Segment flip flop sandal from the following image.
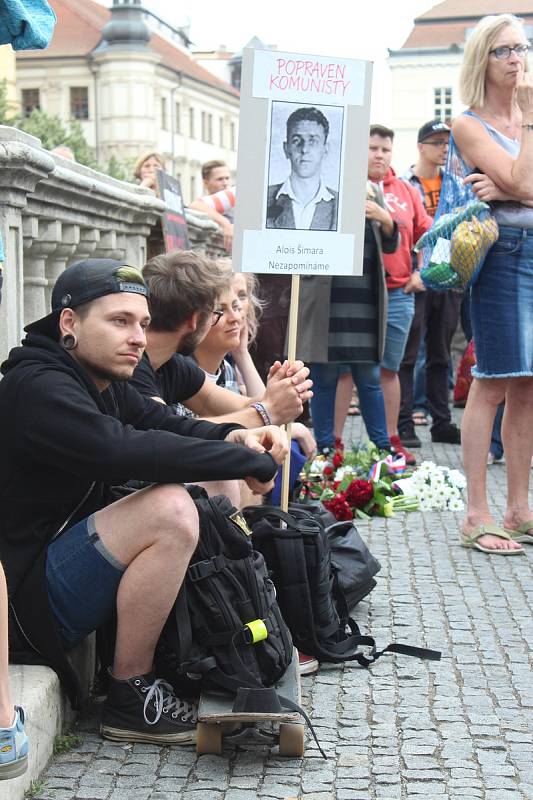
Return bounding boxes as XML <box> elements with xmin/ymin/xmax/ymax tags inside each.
<box><xmin>412</xmin><ymin>412</ymin><xmax>429</xmax><ymax>426</ymax></box>
<box><xmin>503</xmin><ymin>520</ymin><xmax>533</xmax><ymax>543</ymax></box>
<box><xmin>460</xmin><ymin>524</ymin><xmax>525</xmax><ymax>555</ymax></box>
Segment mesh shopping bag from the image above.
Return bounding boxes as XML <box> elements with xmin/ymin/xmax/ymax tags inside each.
<box><xmin>414</xmin><ymin>132</ymin><xmax>498</xmax><ymax>290</ymax></box>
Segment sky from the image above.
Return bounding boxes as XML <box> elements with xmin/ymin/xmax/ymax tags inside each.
<box><xmin>101</xmin><ymin>0</ymin><xmax>440</xmax><ymax>120</ymax></box>
<box><xmin>142</xmin><ymin>0</ymin><xmax>439</xmax><ymax>120</ymax></box>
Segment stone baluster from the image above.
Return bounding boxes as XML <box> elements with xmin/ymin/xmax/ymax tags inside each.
<box><xmin>92</xmin><ymin>230</ymin><xmax>122</xmax><ymax>261</ymax></box>
<box><xmin>74</xmin><ymin>228</ymin><xmax>100</xmax><ymax>262</ymax></box>
<box><xmin>45</xmin><ymin>224</ymin><xmax>80</xmax><ymax>307</ymax></box>
<box><xmin>22</xmin><ymin>217</ymin><xmax>60</xmax><ymax>326</ymax></box>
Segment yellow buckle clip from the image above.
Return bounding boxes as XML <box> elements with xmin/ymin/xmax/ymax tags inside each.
<box><xmin>245</xmin><ymin>619</ymin><xmax>268</xmax><ymax>643</ymax></box>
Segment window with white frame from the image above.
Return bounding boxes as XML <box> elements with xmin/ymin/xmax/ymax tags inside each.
<box><xmin>434</xmin><ymin>87</ymin><xmax>452</xmax><ymax>123</ymax></box>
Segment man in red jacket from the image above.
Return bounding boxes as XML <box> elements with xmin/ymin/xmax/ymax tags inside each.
<box><xmin>367</xmin><ymin>125</ymin><xmax>433</xmax><ymax>464</ymax></box>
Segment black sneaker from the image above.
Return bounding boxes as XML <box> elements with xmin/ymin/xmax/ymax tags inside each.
<box><xmin>431</xmin><ymin>422</ymin><xmax>461</xmax><ymax>444</ymax></box>
<box><xmin>101</xmin><ymin>672</ymin><xmax>197</xmax><ymax>745</ymax></box>
<box><xmin>398</xmin><ymin>424</ymin><xmax>421</xmax><ymax>449</ymax></box>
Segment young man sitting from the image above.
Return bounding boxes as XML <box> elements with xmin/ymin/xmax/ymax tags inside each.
<box><xmin>0</xmin><ymin>258</ymin><xmax>287</xmax><ymax>745</ymax></box>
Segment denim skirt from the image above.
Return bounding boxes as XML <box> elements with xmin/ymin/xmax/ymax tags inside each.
<box><xmin>471</xmin><ymin>225</ymin><xmax>533</xmax><ymax>378</ymax></box>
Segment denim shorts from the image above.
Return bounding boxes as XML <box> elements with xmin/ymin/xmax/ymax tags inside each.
<box><xmin>381</xmin><ymin>288</ymin><xmax>415</xmax><ymax>373</ymax></box>
<box><xmin>472</xmin><ymin>225</ymin><xmax>533</xmax><ymax>378</ymax></box>
<box><xmin>46</xmin><ymin>514</ymin><xmax>125</xmax><ymax>651</ymax></box>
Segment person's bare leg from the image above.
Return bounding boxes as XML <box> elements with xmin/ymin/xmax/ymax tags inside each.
<box><xmin>238</xmin><ymin>479</ymin><xmax>263</xmax><ymax>510</ymax></box>
<box><xmin>196</xmin><ymin>480</ymin><xmax>241</xmax><ymax>508</ymax></box>
<box><xmin>502</xmin><ymin>377</ymin><xmax>533</xmax><ymax>538</ymax></box>
<box><xmin>0</xmin><ymin>563</ymin><xmax>14</xmax><ymax>727</ymax></box>
<box><xmin>93</xmin><ymin>484</ymin><xmax>199</xmax><ymax>678</ymax></box>
<box><xmin>380</xmin><ymin>367</ymin><xmax>401</xmax><ymax>438</ymax></box>
<box><xmin>461</xmin><ymin>377</ymin><xmax>520</xmax><ymax>551</ymax></box>
<box><xmin>334</xmin><ymin>372</ymin><xmax>354</xmax><ymax>441</ymax></box>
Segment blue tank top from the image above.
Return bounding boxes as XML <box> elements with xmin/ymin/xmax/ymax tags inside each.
<box><xmin>465</xmin><ymin>111</ymin><xmax>533</xmax><ymax>228</ymax></box>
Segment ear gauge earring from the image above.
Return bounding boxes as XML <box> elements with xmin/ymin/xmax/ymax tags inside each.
<box><xmin>61</xmin><ymin>334</ymin><xmax>78</xmax><ymax>351</ymax></box>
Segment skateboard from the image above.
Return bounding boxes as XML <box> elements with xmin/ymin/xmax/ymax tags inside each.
<box><xmin>196</xmin><ymin>648</ymin><xmax>305</xmax><ymax>756</ymax></box>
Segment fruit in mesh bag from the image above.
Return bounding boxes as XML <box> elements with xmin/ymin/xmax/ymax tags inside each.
<box><xmin>450</xmin><ymin>215</ymin><xmax>499</xmax><ymax>285</ymax></box>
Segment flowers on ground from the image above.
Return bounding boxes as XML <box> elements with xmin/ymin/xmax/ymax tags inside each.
<box><xmin>299</xmin><ymin>442</ymin><xmax>418</xmax><ymax>520</ymax></box>
<box><xmin>406</xmin><ymin>461</ymin><xmax>466</xmax><ymax>512</ymax></box>
<box><xmin>299</xmin><ymin>447</ymin><xmax>466</xmax><ymax>520</ymax></box>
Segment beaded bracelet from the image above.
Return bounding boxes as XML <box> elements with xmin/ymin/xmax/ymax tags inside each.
<box><xmin>251</xmin><ymin>401</ymin><xmax>272</xmax><ymax>426</ymax></box>
<box><xmin>522</xmin><ymin>122</ymin><xmax>533</xmax><ymax>130</ymax></box>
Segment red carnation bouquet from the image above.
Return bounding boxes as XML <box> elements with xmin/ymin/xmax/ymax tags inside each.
<box><xmin>299</xmin><ymin>442</ymin><xmax>418</xmax><ymax>520</ymax></box>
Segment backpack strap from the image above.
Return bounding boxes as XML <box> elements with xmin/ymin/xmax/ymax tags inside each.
<box><xmin>170</xmin><ymin>585</ymin><xmax>193</xmax><ymax>664</ymax></box>
<box><xmin>244</xmin><ymin>506</ymin><xmax>442</xmax><ymax>666</ymax></box>
<box><xmin>244</xmin><ymin>505</ymin><xmax>302</xmax><ymax>530</ymax></box>
<box><xmin>184</xmin><ymin>626</ymin><xmax>269</xmax><ymax>695</ymax></box>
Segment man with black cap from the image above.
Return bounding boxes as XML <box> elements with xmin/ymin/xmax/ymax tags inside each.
<box><xmin>0</xmin><ymin>258</ymin><xmax>287</xmax><ymax>745</ymax></box>
<box><xmin>398</xmin><ymin>119</ymin><xmax>463</xmax><ymax>447</ymax></box>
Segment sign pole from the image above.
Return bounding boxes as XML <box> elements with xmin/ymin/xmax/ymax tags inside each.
<box><xmin>280</xmin><ymin>274</ymin><xmax>300</xmax><ymax>513</ymax></box>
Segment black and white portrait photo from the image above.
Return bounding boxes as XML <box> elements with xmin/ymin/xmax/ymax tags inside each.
<box><xmin>265</xmin><ymin>101</ymin><xmax>344</xmax><ymax>232</ymax></box>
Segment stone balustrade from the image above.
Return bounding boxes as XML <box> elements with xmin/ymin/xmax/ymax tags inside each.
<box><xmin>0</xmin><ymin>126</ymin><xmax>226</xmax><ymax>363</ymax></box>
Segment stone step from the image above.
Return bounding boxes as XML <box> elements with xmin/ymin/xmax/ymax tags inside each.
<box><xmin>3</xmin><ymin>664</ymin><xmax>71</xmax><ymax>800</ymax></box>
<box><xmin>4</xmin><ymin>637</ymin><xmax>95</xmax><ymax>800</ymax></box>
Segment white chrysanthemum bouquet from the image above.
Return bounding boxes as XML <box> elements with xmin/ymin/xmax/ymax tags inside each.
<box><xmin>406</xmin><ymin>461</ymin><xmax>466</xmax><ymax>512</ymax></box>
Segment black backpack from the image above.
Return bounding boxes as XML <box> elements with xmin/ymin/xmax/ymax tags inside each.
<box><xmin>155</xmin><ymin>489</ymin><xmax>294</xmax><ymax>696</ymax></box>
<box><xmin>289</xmin><ymin>501</ymin><xmax>381</xmax><ymax>611</ymax></box>
<box><xmin>243</xmin><ymin>505</ymin><xmax>441</xmax><ymax>668</ymax></box>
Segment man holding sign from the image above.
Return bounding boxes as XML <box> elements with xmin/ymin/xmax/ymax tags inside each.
<box><xmin>266</xmin><ymin>106</ymin><xmax>338</xmax><ymax>231</ymax></box>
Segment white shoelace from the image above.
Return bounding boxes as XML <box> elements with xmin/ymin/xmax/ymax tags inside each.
<box><xmin>142</xmin><ymin>678</ymin><xmax>197</xmax><ymax>726</ymax></box>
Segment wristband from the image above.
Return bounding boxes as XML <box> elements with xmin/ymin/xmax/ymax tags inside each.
<box><xmin>252</xmin><ymin>401</ymin><xmax>272</xmax><ymax>426</ymax></box>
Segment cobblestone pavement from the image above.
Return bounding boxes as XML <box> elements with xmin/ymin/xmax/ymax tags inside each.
<box><xmin>32</xmin><ymin>414</ymin><xmax>533</xmax><ymax>800</ymax></box>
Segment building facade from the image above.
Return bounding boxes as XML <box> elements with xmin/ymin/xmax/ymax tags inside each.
<box><xmin>15</xmin><ymin>0</ymin><xmax>240</xmax><ymax>202</ymax></box>
<box><xmin>388</xmin><ymin>0</ymin><xmax>533</xmax><ymax>171</ymax></box>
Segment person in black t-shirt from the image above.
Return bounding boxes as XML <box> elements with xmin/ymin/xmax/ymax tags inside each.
<box><xmin>132</xmin><ymin>251</ymin><xmax>313</xmax><ymax>430</ymax></box>
<box><xmin>131</xmin><ymin>250</ymin><xmax>313</xmax><ymax>506</ymax></box>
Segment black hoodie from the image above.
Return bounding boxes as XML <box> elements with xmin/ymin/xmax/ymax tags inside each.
<box><xmin>0</xmin><ymin>333</ymin><xmax>277</xmax><ymax>704</ymax></box>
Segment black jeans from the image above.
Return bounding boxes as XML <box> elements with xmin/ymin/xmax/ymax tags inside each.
<box><xmin>399</xmin><ymin>289</ymin><xmax>462</xmax><ymax>434</ymax></box>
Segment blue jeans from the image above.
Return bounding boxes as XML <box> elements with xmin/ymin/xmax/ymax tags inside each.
<box><xmin>46</xmin><ymin>514</ymin><xmax>125</xmax><ymax>650</ymax></box>
<box><xmin>309</xmin><ymin>362</ymin><xmax>390</xmax><ymax>450</ymax></box>
<box><xmin>381</xmin><ymin>288</ymin><xmax>415</xmax><ymax>373</ymax></box>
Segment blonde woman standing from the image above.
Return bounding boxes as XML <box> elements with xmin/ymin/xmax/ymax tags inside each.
<box><xmin>454</xmin><ymin>14</ymin><xmax>533</xmax><ymax>554</ymax></box>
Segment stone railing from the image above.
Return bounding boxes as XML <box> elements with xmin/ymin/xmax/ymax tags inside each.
<box><xmin>0</xmin><ymin>126</ymin><xmax>226</xmax><ymax>363</ymax></box>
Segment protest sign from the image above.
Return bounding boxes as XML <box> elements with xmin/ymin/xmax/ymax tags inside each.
<box><xmin>233</xmin><ymin>48</ymin><xmax>372</xmax><ymax>277</ymax></box>
<box><xmin>157</xmin><ymin>171</ymin><xmax>189</xmax><ymax>252</ymax></box>
<box><xmin>234</xmin><ymin>47</ymin><xmax>372</xmax><ymax>509</ymax></box>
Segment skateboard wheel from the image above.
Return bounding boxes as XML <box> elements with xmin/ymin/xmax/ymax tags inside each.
<box><xmin>196</xmin><ymin>722</ymin><xmax>222</xmax><ymax>755</ymax></box>
<box><xmin>278</xmin><ymin>723</ymin><xmax>305</xmax><ymax>757</ymax></box>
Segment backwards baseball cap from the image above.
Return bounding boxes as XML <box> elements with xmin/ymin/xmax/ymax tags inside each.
<box><xmin>417</xmin><ymin>119</ymin><xmax>451</xmax><ymax>143</ymax></box>
<box><xmin>25</xmin><ymin>258</ymin><xmax>149</xmax><ymax>337</ymax></box>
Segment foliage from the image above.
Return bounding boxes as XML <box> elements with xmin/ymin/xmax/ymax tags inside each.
<box><xmin>24</xmin><ymin>779</ymin><xmax>46</xmax><ymax>799</ymax></box>
<box><xmin>53</xmin><ymin>731</ymin><xmax>83</xmax><ymax>755</ymax></box>
<box><xmin>104</xmin><ymin>153</ymin><xmax>135</xmax><ymax>182</ymax></box>
<box><xmin>15</xmin><ymin>111</ymin><xmax>98</xmax><ymax>168</ymax></box>
<box><xmin>299</xmin><ymin>442</ymin><xmax>418</xmax><ymax>519</ymax></box>
<box><xmin>0</xmin><ymin>79</ymin><xmax>11</xmax><ymax>125</ymax></box>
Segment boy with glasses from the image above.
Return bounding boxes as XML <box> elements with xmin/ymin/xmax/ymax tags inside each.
<box><xmin>399</xmin><ymin>119</ymin><xmax>463</xmax><ymax>448</ymax></box>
